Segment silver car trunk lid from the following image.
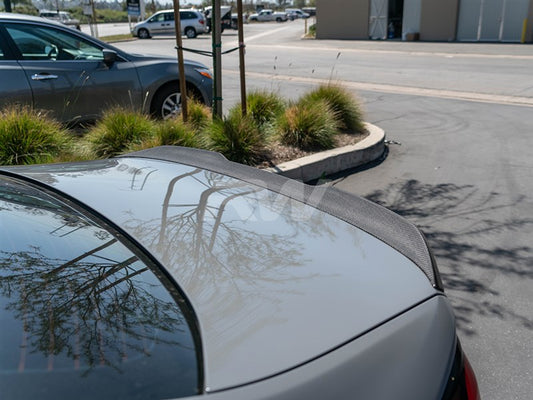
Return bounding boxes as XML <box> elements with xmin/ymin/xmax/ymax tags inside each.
<box><xmin>5</xmin><ymin>153</ymin><xmax>437</xmax><ymax>392</ymax></box>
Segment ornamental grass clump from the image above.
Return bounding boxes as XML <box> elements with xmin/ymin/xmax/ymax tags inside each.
<box><xmin>277</xmin><ymin>99</ymin><xmax>339</xmax><ymax>150</ymax></box>
<box><xmin>208</xmin><ymin>113</ymin><xmax>267</xmax><ymax>165</ymax></box>
<box><xmin>245</xmin><ymin>90</ymin><xmax>286</xmax><ymax>128</ymax></box>
<box><xmin>300</xmin><ymin>84</ymin><xmax>364</xmax><ymax>133</ymax></box>
<box><xmin>185</xmin><ymin>101</ymin><xmax>211</xmax><ymax>132</ymax></box>
<box><xmin>128</xmin><ymin>117</ymin><xmax>202</xmax><ymax>152</ymax></box>
<box><xmin>0</xmin><ymin>106</ymin><xmax>72</xmax><ymax>165</ymax></box>
<box><xmin>157</xmin><ymin>118</ymin><xmax>202</xmax><ymax>148</ymax></box>
<box><xmin>86</xmin><ymin>107</ymin><xmax>155</xmax><ymax>158</ymax></box>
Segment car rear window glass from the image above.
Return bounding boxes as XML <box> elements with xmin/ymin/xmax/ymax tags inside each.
<box><xmin>180</xmin><ymin>11</ymin><xmax>197</xmax><ymax>20</ymax></box>
<box><xmin>0</xmin><ymin>176</ymin><xmax>201</xmax><ymax>400</ymax></box>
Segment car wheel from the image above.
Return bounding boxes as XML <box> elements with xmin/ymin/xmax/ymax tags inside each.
<box><xmin>138</xmin><ymin>28</ymin><xmax>150</xmax><ymax>39</ymax></box>
<box><xmin>151</xmin><ymin>85</ymin><xmax>181</xmax><ymax>119</ymax></box>
<box><xmin>276</xmin><ymin>17</ymin><xmax>282</xmax><ymax>22</ymax></box>
<box><xmin>185</xmin><ymin>27</ymin><xmax>196</xmax><ymax>39</ymax></box>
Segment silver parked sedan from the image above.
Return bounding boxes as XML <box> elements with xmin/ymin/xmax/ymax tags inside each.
<box><xmin>0</xmin><ymin>146</ymin><xmax>480</xmax><ymax>399</ymax></box>
<box><xmin>0</xmin><ymin>13</ymin><xmax>212</xmax><ymax>123</ymax></box>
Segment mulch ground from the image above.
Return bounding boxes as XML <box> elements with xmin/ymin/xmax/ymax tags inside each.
<box><xmin>257</xmin><ymin>130</ymin><xmax>369</xmax><ymax>169</ymax></box>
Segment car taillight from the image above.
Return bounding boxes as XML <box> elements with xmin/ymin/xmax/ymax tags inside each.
<box><xmin>464</xmin><ymin>354</ymin><xmax>481</xmax><ymax>400</ymax></box>
<box><xmin>442</xmin><ymin>341</ymin><xmax>481</xmax><ymax>400</ymax></box>
<box><xmin>199</xmin><ymin>19</ymin><xmax>205</xmax><ymax>24</ymax></box>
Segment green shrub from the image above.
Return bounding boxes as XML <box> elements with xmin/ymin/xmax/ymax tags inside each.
<box><xmin>208</xmin><ymin>113</ymin><xmax>266</xmax><ymax>165</ymax></box>
<box><xmin>300</xmin><ymin>84</ymin><xmax>364</xmax><ymax>132</ymax></box>
<box><xmin>13</xmin><ymin>5</ymin><xmax>38</xmax><ymax>16</ymax></box>
<box><xmin>277</xmin><ymin>99</ymin><xmax>339</xmax><ymax>150</ymax></box>
<box><xmin>86</xmin><ymin>108</ymin><xmax>155</xmax><ymax>158</ymax></box>
<box><xmin>308</xmin><ymin>23</ymin><xmax>316</xmax><ymax>36</ymax></box>
<box><xmin>65</xmin><ymin>7</ymin><xmax>129</xmax><ymax>24</ymax></box>
<box><xmin>0</xmin><ymin>106</ymin><xmax>72</xmax><ymax>165</ymax></box>
<box><xmin>95</xmin><ymin>9</ymin><xmax>129</xmax><ymax>23</ymax></box>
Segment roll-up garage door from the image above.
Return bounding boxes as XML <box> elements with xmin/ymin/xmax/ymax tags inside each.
<box><xmin>457</xmin><ymin>0</ymin><xmax>530</xmax><ymax>42</ymax></box>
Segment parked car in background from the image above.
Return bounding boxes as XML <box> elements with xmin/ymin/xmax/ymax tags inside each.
<box><xmin>38</xmin><ymin>9</ymin><xmax>81</xmax><ymax>30</ymax></box>
<box><xmin>0</xmin><ymin>13</ymin><xmax>212</xmax><ymax>123</ymax></box>
<box><xmin>0</xmin><ymin>146</ymin><xmax>480</xmax><ymax>400</ymax></box>
<box><xmin>248</xmin><ymin>9</ymin><xmax>288</xmax><ymax>22</ymax></box>
<box><xmin>230</xmin><ymin>13</ymin><xmax>240</xmax><ymax>29</ymax></box>
<box><xmin>131</xmin><ymin>9</ymin><xmax>207</xmax><ymax>39</ymax></box>
<box><xmin>302</xmin><ymin>7</ymin><xmax>316</xmax><ymax>16</ymax></box>
<box><xmin>204</xmin><ymin>5</ymin><xmax>236</xmax><ymax>32</ymax></box>
<box><xmin>285</xmin><ymin>8</ymin><xmax>310</xmax><ymax>20</ymax></box>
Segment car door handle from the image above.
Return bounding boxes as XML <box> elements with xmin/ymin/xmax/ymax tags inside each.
<box><xmin>31</xmin><ymin>73</ymin><xmax>59</xmax><ymax>81</ymax></box>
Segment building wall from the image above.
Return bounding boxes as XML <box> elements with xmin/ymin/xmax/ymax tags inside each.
<box><xmin>316</xmin><ymin>0</ymin><xmax>369</xmax><ymax>39</ymax></box>
<box><xmin>315</xmin><ymin>0</ymin><xmax>533</xmax><ymax>43</ymax></box>
<box><xmin>419</xmin><ymin>0</ymin><xmax>459</xmax><ymax>41</ymax></box>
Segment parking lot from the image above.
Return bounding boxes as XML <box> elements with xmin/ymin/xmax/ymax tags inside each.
<box><xmin>96</xmin><ymin>19</ymin><xmax>533</xmax><ymax>400</ymax></box>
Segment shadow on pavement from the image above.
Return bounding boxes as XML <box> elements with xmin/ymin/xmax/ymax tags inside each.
<box><xmin>345</xmin><ymin>178</ymin><xmax>533</xmax><ymax>337</ymax></box>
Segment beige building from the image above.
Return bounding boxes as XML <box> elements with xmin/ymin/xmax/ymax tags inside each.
<box><xmin>316</xmin><ymin>0</ymin><xmax>533</xmax><ymax>43</ymax></box>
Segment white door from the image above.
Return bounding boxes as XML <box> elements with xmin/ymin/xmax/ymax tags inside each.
<box><xmin>369</xmin><ymin>0</ymin><xmax>388</xmax><ymax>39</ymax></box>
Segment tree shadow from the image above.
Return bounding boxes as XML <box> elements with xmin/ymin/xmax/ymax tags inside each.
<box><xmin>364</xmin><ymin>179</ymin><xmax>533</xmax><ymax>336</ymax></box>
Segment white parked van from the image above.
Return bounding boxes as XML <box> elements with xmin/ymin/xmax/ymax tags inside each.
<box><xmin>131</xmin><ymin>9</ymin><xmax>208</xmax><ymax>39</ymax></box>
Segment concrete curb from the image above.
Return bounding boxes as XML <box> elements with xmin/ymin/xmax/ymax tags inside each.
<box><xmin>266</xmin><ymin>122</ymin><xmax>385</xmax><ymax>182</ymax></box>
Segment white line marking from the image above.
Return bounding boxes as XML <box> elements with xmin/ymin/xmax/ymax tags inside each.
<box><xmin>247</xmin><ymin>44</ymin><xmax>533</xmax><ymax>61</ymax></box>
<box><xmin>223</xmin><ymin>70</ymin><xmax>533</xmax><ymax>107</ymax></box>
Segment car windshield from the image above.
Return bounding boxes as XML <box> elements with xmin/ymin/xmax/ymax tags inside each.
<box><xmin>0</xmin><ymin>176</ymin><xmax>201</xmax><ymax>399</ymax></box>
<box><xmin>59</xmin><ymin>12</ymin><xmax>73</xmax><ymax>21</ymax></box>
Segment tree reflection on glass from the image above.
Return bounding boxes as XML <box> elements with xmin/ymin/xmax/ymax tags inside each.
<box><xmin>0</xmin><ymin>177</ymin><xmax>198</xmax><ymax>399</ymax></box>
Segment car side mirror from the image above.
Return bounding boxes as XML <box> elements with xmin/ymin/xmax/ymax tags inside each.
<box><xmin>102</xmin><ymin>49</ymin><xmax>117</xmax><ymax>67</ymax></box>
